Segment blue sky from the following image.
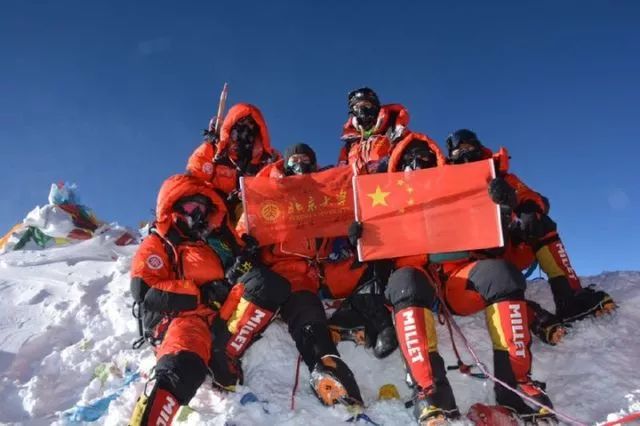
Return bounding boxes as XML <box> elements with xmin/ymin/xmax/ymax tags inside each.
<box><xmin>1</xmin><ymin>1</ymin><xmax>638</xmax><ymax>275</ymax></box>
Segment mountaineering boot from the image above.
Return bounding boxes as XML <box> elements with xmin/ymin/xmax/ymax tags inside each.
<box><xmin>328</xmin><ymin>323</ymin><xmax>367</xmax><ymax>346</ymax></box>
<box><xmin>310</xmin><ymin>354</ymin><xmax>363</xmax><ymax>407</ymax></box>
<box><xmin>210</xmin><ymin>317</ymin><xmax>243</xmax><ymax>392</ymax></box>
<box><xmin>394</xmin><ymin>306</ymin><xmax>459</xmax><ymax>422</ymax></box>
<box><xmin>130</xmin><ymin>351</ymin><xmax>207</xmax><ymax>426</ymax></box>
<box><xmin>327</xmin><ymin>302</ymin><xmax>367</xmax><ymax>346</ymax></box>
<box><xmin>292</xmin><ymin>321</ymin><xmax>363</xmax><ymax>407</ymax></box>
<box><xmin>405</xmin><ymin>354</ymin><xmax>460</xmax><ymax>423</ymax></box>
<box><xmin>527</xmin><ymin>301</ymin><xmax>566</xmax><ymax>345</ymax></box>
<box><xmin>494</xmin><ymin>376</ymin><xmax>557</xmax><ymax>421</ymax></box>
<box><xmin>486</xmin><ymin>300</ymin><xmax>556</xmax><ymax>421</ymax></box>
<box><xmin>373</xmin><ymin>324</ymin><xmax>399</xmax><ymax>358</ymax></box>
<box><xmin>555</xmin><ymin>285</ymin><xmax>616</xmax><ymax>323</ymax></box>
<box><xmin>129</xmin><ymin>382</ymin><xmax>181</xmax><ymax>426</ymax></box>
<box><xmin>349</xmin><ymin>270</ymin><xmax>399</xmax><ymax>358</ymax></box>
<box><xmin>327</xmin><ymin>294</ymin><xmax>398</xmax><ymax>358</ymax></box>
<box><xmin>514</xmin><ymin>380</ymin><xmax>557</xmax><ymax>424</ymax></box>
<box><xmin>210</xmin><ymin>350</ymin><xmax>243</xmax><ymax>392</ymax></box>
<box><xmin>535</xmin><ymin>236</ymin><xmax>616</xmax><ymax>322</ymax></box>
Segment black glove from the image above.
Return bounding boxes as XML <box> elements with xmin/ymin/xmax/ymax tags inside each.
<box><xmin>516</xmin><ymin>199</ymin><xmax>544</xmax><ymax>215</ymax></box>
<box><xmin>224</xmin><ymin>234</ymin><xmax>260</xmax><ymax>284</ymax></box>
<box><xmin>348</xmin><ymin>221</ymin><xmax>363</xmax><ymax>247</ymax></box>
<box><xmin>225</xmin><ymin>255</ymin><xmax>256</xmax><ymax>284</ymax></box>
<box><xmin>240</xmin><ymin>234</ymin><xmax>260</xmax><ymax>257</ymax></box>
<box><xmin>202</xmin><ymin>129</ymin><xmax>219</xmax><ymax>144</ymax></box>
<box><xmin>200</xmin><ymin>280</ymin><xmax>231</xmax><ymax>310</ymax></box>
<box><xmin>226</xmin><ymin>189</ymin><xmax>241</xmax><ymax>206</ymax></box>
<box><xmin>488</xmin><ymin>177</ymin><xmax>517</xmax><ymax>209</ymax></box>
<box><xmin>518</xmin><ymin>211</ymin><xmax>542</xmax><ymax>240</ymax></box>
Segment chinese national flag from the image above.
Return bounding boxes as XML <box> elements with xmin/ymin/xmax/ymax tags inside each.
<box><xmin>241</xmin><ymin>166</ymin><xmax>354</xmax><ymax>245</ymax></box>
<box><xmin>354</xmin><ymin>159</ymin><xmax>503</xmax><ymax>261</ymax></box>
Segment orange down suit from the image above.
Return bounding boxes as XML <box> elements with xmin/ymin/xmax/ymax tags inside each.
<box><xmin>186</xmin><ymin>103</ymin><xmax>280</xmax><ymax>197</ymax></box>
<box><xmin>130</xmin><ymin>175</ymin><xmax>233</xmax><ymax>365</ymax></box>
<box><xmin>238</xmin><ymin>161</ymin><xmax>367</xmax><ymax>298</ymax></box>
<box><xmin>475</xmin><ymin>147</ymin><xmax>579</xmax><ymax>291</ymax></box>
<box><xmin>338</xmin><ymin>104</ymin><xmax>410</xmax><ymax>173</ymax></box>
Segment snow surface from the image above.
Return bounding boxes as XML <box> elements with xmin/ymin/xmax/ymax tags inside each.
<box><xmin>0</xmin><ymin>236</ymin><xmax>638</xmax><ymax>425</ymax></box>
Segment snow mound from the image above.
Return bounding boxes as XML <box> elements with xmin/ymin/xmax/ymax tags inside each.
<box><xmin>0</xmin><ymin>239</ymin><xmax>638</xmax><ymax>425</ymax></box>
<box><xmin>1</xmin><ymin>182</ymin><xmax>139</xmax><ymax>254</ymax></box>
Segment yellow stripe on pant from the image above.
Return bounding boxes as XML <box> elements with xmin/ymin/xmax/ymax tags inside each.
<box><xmin>227</xmin><ymin>297</ymin><xmax>250</xmax><ymax>334</ymax></box>
<box><xmin>485</xmin><ymin>304</ymin><xmax>509</xmax><ymax>351</ymax></box>
<box><xmin>424</xmin><ymin>309</ymin><xmax>438</xmax><ymax>353</ymax></box>
<box><xmin>536</xmin><ymin>245</ymin><xmax>566</xmax><ymax>279</ymax></box>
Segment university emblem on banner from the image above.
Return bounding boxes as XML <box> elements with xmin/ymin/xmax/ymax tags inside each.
<box><xmin>260</xmin><ymin>201</ymin><xmax>281</xmax><ymax>223</ymax></box>
<box><xmin>241</xmin><ymin>166</ymin><xmax>355</xmax><ymax>245</ymax></box>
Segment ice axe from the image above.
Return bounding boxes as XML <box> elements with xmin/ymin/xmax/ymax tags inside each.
<box><xmin>204</xmin><ymin>82</ymin><xmax>229</xmax><ymax>143</ymax></box>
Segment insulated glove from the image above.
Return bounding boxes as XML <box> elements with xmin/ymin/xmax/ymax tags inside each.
<box><xmin>225</xmin><ymin>256</ymin><xmax>256</xmax><ymax>285</ymax></box>
<box><xmin>224</xmin><ymin>234</ymin><xmax>261</xmax><ymax>284</ymax></box>
<box><xmin>200</xmin><ymin>280</ymin><xmax>231</xmax><ymax>311</ymax></box>
<box><xmin>518</xmin><ymin>211</ymin><xmax>543</xmax><ymax>240</ymax></box>
<box><xmin>348</xmin><ymin>221</ymin><xmax>363</xmax><ymax>247</ymax></box>
<box><xmin>240</xmin><ymin>234</ymin><xmax>260</xmax><ymax>256</ymax></box>
<box><xmin>203</xmin><ymin>132</ymin><xmax>217</xmax><ymax>143</ymax></box>
<box><xmin>488</xmin><ymin>177</ymin><xmax>517</xmax><ymax>209</ymax></box>
<box><xmin>226</xmin><ymin>189</ymin><xmax>241</xmax><ymax>205</ymax></box>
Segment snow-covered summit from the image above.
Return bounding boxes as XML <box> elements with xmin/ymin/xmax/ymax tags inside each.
<box><xmin>0</xmin><ymin>237</ymin><xmax>638</xmax><ymax>425</ymax></box>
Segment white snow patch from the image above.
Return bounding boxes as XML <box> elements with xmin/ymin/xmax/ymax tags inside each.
<box><xmin>0</xmin><ymin>238</ymin><xmax>638</xmax><ymax>425</ymax></box>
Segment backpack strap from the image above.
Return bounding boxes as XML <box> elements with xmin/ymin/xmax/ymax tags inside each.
<box><xmin>131</xmin><ymin>227</ymin><xmax>182</xmax><ymax>349</ymax></box>
<box><xmin>151</xmin><ymin>226</ymin><xmax>182</xmax><ymax>277</ymax></box>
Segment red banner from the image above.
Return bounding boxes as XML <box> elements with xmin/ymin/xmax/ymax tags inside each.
<box><xmin>354</xmin><ymin>160</ymin><xmax>503</xmax><ymax>261</ymax></box>
<box><xmin>241</xmin><ymin>166</ymin><xmax>354</xmax><ymax>245</ymax></box>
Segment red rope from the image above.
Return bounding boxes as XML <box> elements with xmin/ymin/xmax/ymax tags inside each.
<box><xmin>290</xmin><ymin>354</ymin><xmax>302</xmax><ymax>410</ymax></box>
<box><xmin>424</xmin><ymin>265</ymin><xmax>589</xmax><ymax>426</ymax></box>
<box><xmin>434</xmin><ymin>282</ymin><xmax>482</xmax><ymax>378</ymax></box>
<box><xmin>600</xmin><ymin>412</ymin><xmax>640</xmax><ymax>426</ymax></box>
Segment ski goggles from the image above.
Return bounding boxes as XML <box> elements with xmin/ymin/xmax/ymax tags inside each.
<box><xmin>175</xmin><ymin>195</ymin><xmax>213</xmax><ymax>216</ymax></box>
<box><xmin>446</xmin><ymin>131</ymin><xmax>481</xmax><ymax>159</ymax></box>
<box><xmin>286</xmin><ymin>153</ymin><xmax>313</xmax><ymax>166</ymax></box>
<box><xmin>449</xmin><ymin>143</ymin><xmax>482</xmax><ymax>163</ymax></box>
<box><xmin>401</xmin><ymin>153</ymin><xmax>436</xmax><ymax>170</ymax></box>
<box><xmin>180</xmin><ymin>201</ymin><xmax>208</xmax><ymax>216</ymax></box>
<box><xmin>350</xmin><ymin>101</ymin><xmax>377</xmax><ymax>116</ymax></box>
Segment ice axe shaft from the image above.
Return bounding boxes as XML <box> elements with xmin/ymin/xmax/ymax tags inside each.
<box><xmin>212</xmin><ymin>82</ymin><xmax>229</xmax><ymax>137</ymax></box>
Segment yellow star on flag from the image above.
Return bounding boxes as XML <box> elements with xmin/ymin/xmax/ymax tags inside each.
<box><xmin>367</xmin><ymin>185</ymin><xmax>391</xmax><ymax>207</ymax></box>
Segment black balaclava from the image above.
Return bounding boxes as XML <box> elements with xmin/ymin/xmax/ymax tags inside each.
<box><xmin>445</xmin><ymin>129</ymin><xmax>484</xmax><ymax>164</ymax></box>
<box><xmin>230</xmin><ymin>116</ymin><xmax>259</xmax><ymax>172</ymax></box>
<box><xmin>398</xmin><ymin>140</ymin><xmax>437</xmax><ymax>171</ymax></box>
<box><xmin>284</xmin><ymin>143</ymin><xmax>318</xmax><ymax>175</ymax></box>
<box><xmin>348</xmin><ymin>87</ymin><xmax>381</xmax><ymax>131</ymax></box>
